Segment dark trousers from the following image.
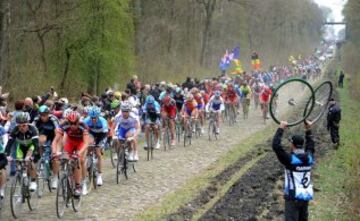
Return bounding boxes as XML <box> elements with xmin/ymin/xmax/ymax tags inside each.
<box><xmin>330</xmin><ymin>125</ymin><xmax>340</xmax><ymax>144</ymax></box>
<box><xmin>285</xmin><ymin>199</ymin><xmax>309</xmax><ymax>221</ymax></box>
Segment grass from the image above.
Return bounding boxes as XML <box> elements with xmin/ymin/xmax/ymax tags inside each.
<box><xmin>310</xmin><ymin>74</ymin><xmax>360</xmax><ymax>220</ymax></box>
<box><xmin>133</xmin><ymin>124</ymin><xmax>276</xmax><ymax>221</ymax></box>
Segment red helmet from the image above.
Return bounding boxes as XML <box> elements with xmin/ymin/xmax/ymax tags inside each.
<box><xmin>67</xmin><ymin>111</ymin><xmax>80</xmax><ymax>123</ymax></box>
<box><xmin>163</xmin><ymin>96</ymin><xmax>171</xmax><ymax>105</ymax></box>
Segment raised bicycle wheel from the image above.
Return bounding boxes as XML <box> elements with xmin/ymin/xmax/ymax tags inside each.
<box><xmin>303</xmin><ymin>81</ymin><xmax>333</xmax><ymax>124</ymax></box>
<box><xmin>269</xmin><ymin>78</ymin><xmax>315</xmax><ymax>127</ymax></box>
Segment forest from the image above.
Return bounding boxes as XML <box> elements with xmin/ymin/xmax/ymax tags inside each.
<box><xmin>341</xmin><ymin>0</ymin><xmax>360</xmax><ymax>98</ymax></box>
<box><xmin>0</xmin><ymin>0</ymin><xmax>324</xmax><ymax>99</ymax></box>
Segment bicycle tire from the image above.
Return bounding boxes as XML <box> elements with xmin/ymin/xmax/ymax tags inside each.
<box><xmin>71</xmin><ymin>181</ymin><xmax>81</xmax><ymax>212</ymax></box>
<box><xmin>110</xmin><ymin>142</ymin><xmax>117</xmax><ymax>168</ymax></box>
<box><xmin>269</xmin><ymin>78</ymin><xmax>315</xmax><ymax>127</ymax></box>
<box><xmin>92</xmin><ymin>165</ymin><xmax>97</xmax><ymax>190</ymax></box>
<box><xmin>28</xmin><ymin>177</ymin><xmax>40</xmax><ymax>211</ymax></box>
<box><xmin>56</xmin><ymin>174</ymin><xmax>67</xmax><ymax>218</ymax></box>
<box><xmin>116</xmin><ymin>147</ymin><xmax>125</xmax><ymax>184</ymax></box>
<box><xmin>303</xmin><ymin>81</ymin><xmax>333</xmax><ymax>124</ymax></box>
<box><xmin>208</xmin><ymin>120</ymin><xmax>213</xmax><ymax>141</ymax></box>
<box><xmin>86</xmin><ymin>158</ymin><xmax>94</xmax><ymax>193</ymax></box>
<box><xmin>10</xmin><ymin>175</ymin><xmax>23</xmax><ymax>219</ymax></box>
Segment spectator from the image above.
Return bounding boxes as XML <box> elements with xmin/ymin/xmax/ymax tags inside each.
<box><xmin>272</xmin><ymin>121</ymin><xmax>315</xmax><ymax>221</ymax></box>
<box><xmin>24</xmin><ymin>97</ymin><xmax>38</xmax><ymax>123</ymax></box>
<box><xmin>127</xmin><ymin>75</ymin><xmax>138</xmax><ymax>96</ymax></box>
<box><xmin>327</xmin><ymin>98</ymin><xmax>341</xmax><ymax>148</ymax></box>
<box><xmin>338</xmin><ymin>71</ymin><xmax>345</xmax><ymax>88</ymax></box>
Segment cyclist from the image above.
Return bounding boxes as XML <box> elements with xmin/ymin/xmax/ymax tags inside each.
<box><xmin>252</xmin><ymin>78</ymin><xmax>262</xmax><ymax>109</ymax></box>
<box><xmin>114</xmin><ymin>101</ymin><xmax>141</xmax><ymax>161</ymax></box>
<box><xmin>240</xmin><ymin>81</ymin><xmax>252</xmax><ymax>119</ymax></box>
<box><xmin>205</xmin><ymin>91</ymin><xmax>225</xmax><ymax>134</ymax></box>
<box><xmin>173</xmin><ymin>87</ymin><xmax>185</xmax><ymax>113</ymax></box>
<box><xmin>142</xmin><ymin>95</ymin><xmax>161</xmax><ymax>149</ymax></box>
<box><xmin>182</xmin><ymin>94</ymin><xmax>198</xmax><ymax>134</ymax></box>
<box><xmin>224</xmin><ymin>82</ymin><xmax>239</xmax><ymax>121</ymax></box>
<box><xmin>83</xmin><ymin>106</ymin><xmax>109</xmax><ymax>186</ymax></box>
<box><xmin>52</xmin><ymin>111</ymin><xmax>90</xmax><ymax>197</ymax></box>
<box><xmin>259</xmin><ymin>84</ymin><xmax>272</xmax><ymax>123</ymax></box>
<box><xmin>5</xmin><ymin>112</ymin><xmax>39</xmax><ymax>192</ymax></box>
<box><xmin>33</xmin><ymin>105</ymin><xmax>60</xmax><ymax>189</ymax></box>
<box><xmin>160</xmin><ymin>88</ymin><xmax>177</xmax><ymax>146</ymax></box>
<box><xmin>191</xmin><ymin>88</ymin><xmax>205</xmax><ymax>134</ymax></box>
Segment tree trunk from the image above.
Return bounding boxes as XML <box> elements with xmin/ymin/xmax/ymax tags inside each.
<box><xmin>60</xmin><ymin>47</ymin><xmax>71</xmax><ymax>93</ymax></box>
<box><xmin>0</xmin><ymin>0</ymin><xmax>10</xmax><ymax>84</ymax></box>
<box><xmin>200</xmin><ymin>0</ymin><xmax>217</xmax><ymax>67</ymax></box>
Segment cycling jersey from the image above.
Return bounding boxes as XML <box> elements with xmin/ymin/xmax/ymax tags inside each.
<box><xmin>184</xmin><ymin>100</ymin><xmax>198</xmax><ymax>116</ymax></box>
<box><xmin>142</xmin><ymin>101</ymin><xmax>161</xmax><ymax>124</ymax></box>
<box><xmin>83</xmin><ymin>116</ymin><xmax>109</xmax><ymax>134</ymax></box>
<box><xmin>206</xmin><ymin>96</ymin><xmax>224</xmax><ymax>112</ymax></box>
<box><xmin>273</xmin><ymin>128</ymin><xmax>315</xmax><ymax>201</ymax></box>
<box><xmin>33</xmin><ymin>114</ymin><xmax>59</xmax><ymax>142</ymax></box>
<box><xmin>5</xmin><ymin>125</ymin><xmax>39</xmax><ymax>159</ymax></box>
<box><xmin>114</xmin><ymin>112</ymin><xmax>139</xmax><ymax>140</ymax></box>
<box><xmin>173</xmin><ymin>94</ymin><xmax>184</xmax><ymax>112</ymax></box>
<box><xmin>194</xmin><ymin>93</ymin><xmax>204</xmax><ymax>109</ymax></box>
<box><xmin>83</xmin><ymin>116</ymin><xmax>109</xmax><ymax>146</ymax></box>
<box><xmin>240</xmin><ymin>86</ymin><xmax>252</xmax><ymax>99</ymax></box>
<box><xmin>57</xmin><ymin>122</ymin><xmax>89</xmax><ymax>141</ymax></box>
<box><xmin>225</xmin><ymin>88</ymin><xmax>238</xmax><ymax>104</ymax></box>
<box><xmin>161</xmin><ymin>95</ymin><xmax>177</xmax><ymax>119</ymax></box>
<box><xmin>260</xmin><ymin>86</ymin><xmax>272</xmax><ymax>103</ymax></box>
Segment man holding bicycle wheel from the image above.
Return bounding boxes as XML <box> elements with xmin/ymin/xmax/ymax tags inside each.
<box><xmin>272</xmin><ymin>121</ymin><xmax>314</xmax><ymax>221</ymax></box>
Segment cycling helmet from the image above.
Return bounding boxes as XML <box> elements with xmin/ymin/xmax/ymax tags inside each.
<box><xmin>146</xmin><ymin>95</ymin><xmax>155</xmax><ymax>104</ymax></box>
<box><xmin>114</xmin><ymin>91</ymin><xmax>122</xmax><ymax>100</ymax></box>
<box><xmin>39</xmin><ymin>105</ymin><xmax>50</xmax><ymax>114</ymax></box>
<box><xmin>67</xmin><ymin>111</ymin><xmax>80</xmax><ymax>123</ymax></box>
<box><xmin>121</xmin><ymin>101</ymin><xmax>132</xmax><ymax>112</ymax></box>
<box><xmin>83</xmin><ymin>106</ymin><xmax>91</xmax><ymax>115</ymax></box>
<box><xmin>186</xmin><ymin>94</ymin><xmax>194</xmax><ymax>101</ymax></box>
<box><xmin>175</xmin><ymin>87</ymin><xmax>182</xmax><ymax>94</ymax></box>
<box><xmin>214</xmin><ymin>91</ymin><xmax>221</xmax><ymax>98</ymax></box>
<box><xmin>16</xmin><ymin>112</ymin><xmax>30</xmax><ymax>124</ymax></box>
<box><xmin>59</xmin><ymin>97</ymin><xmax>69</xmax><ymax>105</ymax></box>
<box><xmin>88</xmin><ymin>106</ymin><xmax>101</xmax><ymax>118</ymax></box>
<box><xmin>111</xmin><ymin>100</ymin><xmax>121</xmax><ymax>109</ymax></box>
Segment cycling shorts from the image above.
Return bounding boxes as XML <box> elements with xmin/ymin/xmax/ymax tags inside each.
<box><xmin>145</xmin><ymin>117</ymin><xmax>160</xmax><ymax>125</ymax></box>
<box><xmin>16</xmin><ymin>143</ymin><xmax>35</xmax><ymax>160</ymax></box>
<box><xmin>90</xmin><ymin>132</ymin><xmax>108</xmax><ymax>148</ymax></box>
<box><xmin>0</xmin><ymin>153</ymin><xmax>7</xmax><ymax>170</ymax></box>
<box><xmin>64</xmin><ymin>138</ymin><xmax>85</xmax><ymax>154</ymax></box>
<box><xmin>117</xmin><ymin>127</ymin><xmax>136</xmax><ymax>140</ymax></box>
<box><xmin>196</xmin><ymin>103</ymin><xmax>204</xmax><ymax>110</ymax></box>
<box><xmin>161</xmin><ymin>105</ymin><xmax>177</xmax><ymax>119</ymax></box>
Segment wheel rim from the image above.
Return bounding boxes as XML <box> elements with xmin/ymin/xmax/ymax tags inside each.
<box><xmin>10</xmin><ymin>176</ymin><xmax>24</xmax><ymax>219</ymax></box>
<box><xmin>56</xmin><ymin>175</ymin><xmax>67</xmax><ymax>218</ymax></box>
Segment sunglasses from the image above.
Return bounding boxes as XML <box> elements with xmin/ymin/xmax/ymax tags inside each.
<box><xmin>18</xmin><ymin>124</ymin><xmax>28</xmax><ymax>128</ymax></box>
<box><xmin>69</xmin><ymin>122</ymin><xmax>78</xmax><ymax>126</ymax></box>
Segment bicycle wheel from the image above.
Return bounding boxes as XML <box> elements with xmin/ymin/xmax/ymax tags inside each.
<box><xmin>116</xmin><ymin>148</ymin><xmax>125</xmax><ymax>184</ymax></box>
<box><xmin>56</xmin><ymin>174</ymin><xmax>67</xmax><ymax>218</ymax></box>
<box><xmin>10</xmin><ymin>175</ymin><xmax>25</xmax><ymax>219</ymax></box>
<box><xmin>28</xmin><ymin>177</ymin><xmax>40</xmax><ymax>211</ymax></box>
<box><xmin>71</xmin><ymin>179</ymin><xmax>81</xmax><ymax>212</ymax></box>
<box><xmin>92</xmin><ymin>164</ymin><xmax>97</xmax><ymax>190</ymax></box>
<box><xmin>163</xmin><ymin>127</ymin><xmax>169</xmax><ymax>151</ymax></box>
<box><xmin>110</xmin><ymin>142</ymin><xmax>117</xmax><ymax>168</ymax></box>
<box><xmin>85</xmin><ymin>157</ymin><xmax>94</xmax><ymax>193</ymax></box>
<box><xmin>36</xmin><ymin>162</ymin><xmax>47</xmax><ymax>198</ymax></box>
<box><xmin>269</xmin><ymin>78</ymin><xmax>315</xmax><ymax>127</ymax></box>
<box><xmin>303</xmin><ymin>81</ymin><xmax>333</xmax><ymax>124</ymax></box>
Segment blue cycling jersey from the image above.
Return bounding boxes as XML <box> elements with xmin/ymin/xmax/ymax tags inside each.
<box><xmin>83</xmin><ymin>116</ymin><xmax>109</xmax><ymax>134</ymax></box>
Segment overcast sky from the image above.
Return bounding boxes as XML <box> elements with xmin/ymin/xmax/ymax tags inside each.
<box><xmin>313</xmin><ymin>0</ymin><xmax>347</xmax><ymax>35</ymax></box>
<box><xmin>313</xmin><ymin>0</ymin><xmax>347</xmax><ymax>21</ymax></box>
